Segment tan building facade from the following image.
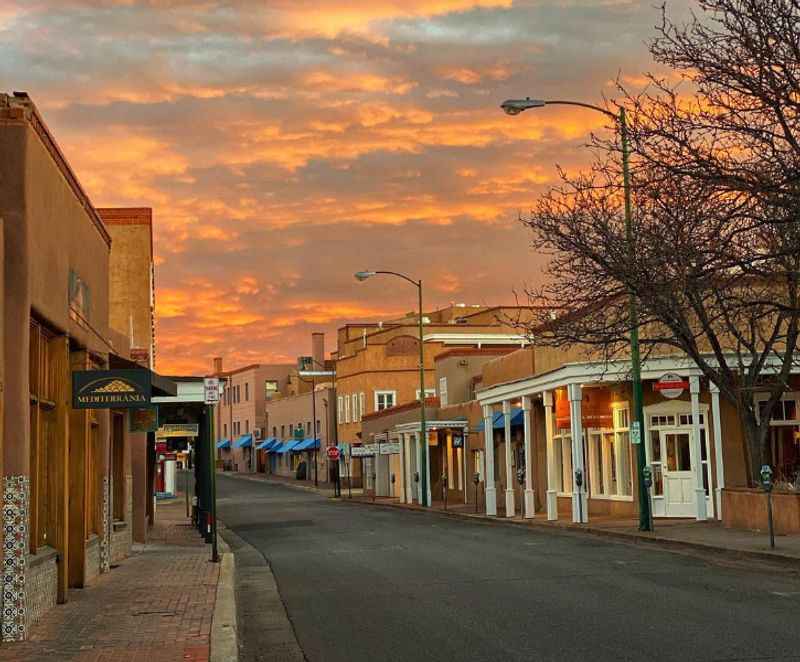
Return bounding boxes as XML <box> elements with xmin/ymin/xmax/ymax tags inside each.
<box><xmin>0</xmin><ymin>93</ymin><xmax>163</xmax><ymax>642</ymax></box>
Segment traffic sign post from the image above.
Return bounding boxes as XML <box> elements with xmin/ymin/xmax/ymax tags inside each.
<box><xmin>204</xmin><ymin>377</ymin><xmax>220</xmax><ymax>405</ymax></box>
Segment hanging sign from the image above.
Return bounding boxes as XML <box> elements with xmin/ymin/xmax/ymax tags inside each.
<box><xmin>380</xmin><ymin>443</ymin><xmax>401</xmax><ymax>455</ymax></box>
<box><xmin>73</xmin><ymin>369</ymin><xmax>151</xmax><ymax>409</ymax></box>
<box><xmin>157</xmin><ymin>423</ymin><xmax>199</xmax><ymax>438</ymax></box>
<box><xmin>653</xmin><ymin>373</ymin><xmax>689</xmax><ymax>399</ymax></box>
<box><xmin>130</xmin><ymin>406</ymin><xmax>159</xmax><ymax>433</ymax></box>
<box><xmin>350</xmin><ymin>445</ymin><xmax>373</xmax><ymax>457</ymax></box>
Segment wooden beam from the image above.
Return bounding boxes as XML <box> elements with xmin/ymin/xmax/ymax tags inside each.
<box><xmin>68</xmin><ymin>350</ymin><xmax>88</xmax><ymax>588</ymax></box>
<box><xmin>48</xmin><ymin>335</ymin><xmax>70</xmax><ymax>603</ymax></box>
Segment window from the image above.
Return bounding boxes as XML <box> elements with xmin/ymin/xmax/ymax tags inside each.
<box><xmin>416</xmin><ymin>388</ymin><xmax>436</xmax><ymax>400</ymax></box>
<box><xmin>289</xmin><ymin>424</ymin><xmax>294</xmax><ymax>437</ymax></box>
<box><xmin>375</xmin><ymin>390</ymin><xmax>396</xmax><ymax>411</ymax></box>
<box><xmin>265</xmin><ymin>380</ymin><xmax>279</xmax><ymax>400</ymax></box>
<box><xmin>756</xmin><ymin>395</ymin><xmax>799</xmax><ymax>424</ymax></box>
<box><xmin>588</xmin><ymin>406</ymin><xmax>633</xmax><ymax>498</ymax></box>
<box><xmin>281</xmin><ymin>425</ymin><xmax>285</xmax><ymax>438</ymax></box>
<box><xmin>223</xmin><ymin>423</ymin><xmax>227</xmax><ymax>438</ymax></box>
<box><xmin>245</xmin><ymin>383</ymin><xmax>249</xmax><ymax>401</ymax></box>
<box><xmin>272</xmin><ymin>426</ymin><xmax>277</xmax><ymax>438</ymax></box>
<box><xmin>352</xmin><ymin>393</ymin><xmax>359</xmax><ymax>422</ymax></box>
<box><xmin>439</xmin><ymin>377</ymin><xmax>448</xmax><ymax>407</ymax></box>
<box><xmin>359</xmin><ymin>392</ymin><xmax>366</xmax><ymax>418</ymax></box>
<box><xmin>337</xmin><ymin>396</ymin><xmax>344</xmax><ymax>422</ymax></box>
<box><xmin>245</xmin><ymin>420</ymin><xmax>250</xmax><ymax>433</ymax></box>
<box><xmin>553</xmin><ymin>432</ymin><xmax>573</xmax><ymax>494</ymax></box>
<box><xmin>306</xmin><ymin>421</ymin><xmax>311</xmax><ymax>435</ymax></box>
<box><xmin>344</xmin><ymin>395</ymin><xmax>350</xmax><ymax>423</ymax></box>
<box><xmin>315</xmin><ymin>419</ymin><xmax>320</xmax><ymax>435</ymax></box>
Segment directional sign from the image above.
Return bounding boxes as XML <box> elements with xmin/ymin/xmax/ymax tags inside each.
<box><xmin>327</xmin><ymin>446</ymin><xmax>341</xmax><ymax>461</ymax></box>
<box><xmin>204</xmin><ymin>377</ymin><xmax>220</xmax><ymax>404</ymax></box>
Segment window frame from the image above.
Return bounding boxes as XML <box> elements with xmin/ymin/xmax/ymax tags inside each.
<box><xmin>375</xmin><ymin>390</ymin><xmax>397</xmax><ymax>411</ymax></box>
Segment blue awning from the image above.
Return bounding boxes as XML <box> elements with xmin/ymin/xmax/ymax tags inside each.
<box><xmin>276</xmin><ymin>439</ymin><xmax>301</xmax><ymax>454</ymax></box>
<box><xmin>216</xmin><ymin>439</ymin><xmax>231</xmax><ymax>450</ymax></box>
<box><xmin>473</xmin><ymin>409</ymin><xmax>523</xmax><ymax>432</ymax></box>
<box><xmin>294</xmin><ymin>437</ymin><xmax>320</xmax><ymax>451</ymax></box>
<box><xmin>234</xmin><ymin>433</ymin><xmax>253</xmax><ymax>449</ymax></box>
<box><xmin>256</xmin><ymin>437</ymin><xmax>279</xmax><ymax>451</ymax></box>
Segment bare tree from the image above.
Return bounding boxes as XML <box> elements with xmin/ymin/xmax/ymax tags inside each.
<box><xmin>520</xmin><ymin>0</ymin><xmax>800</xmax><ymax>485</ymax></box>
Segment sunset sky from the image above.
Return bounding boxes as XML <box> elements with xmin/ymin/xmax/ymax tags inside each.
<box><xmin>1</xmin><ymin>0</ymin><xmax>684</xmax><ymax>374</ymax></box>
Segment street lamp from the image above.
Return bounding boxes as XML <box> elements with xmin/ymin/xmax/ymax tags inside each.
<box><xmin>501</xmin><ymin>96</ymin><xmax>652</xmax><ymax>532</ymax></box>
<box><xmin>354</xmin><ymin>270</ymin><xmax>429</xmax><ymax>507</ymax></box>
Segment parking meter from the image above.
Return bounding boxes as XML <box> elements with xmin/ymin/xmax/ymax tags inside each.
<box><xmin>473</xmin><ymin>472</ymin><xmax>480</xmax><ymax>484</ymax></box>
<box><xmin>516</xmin><ymin>467</ymin><xmax>525</xmax><ymax>487</ymax></box>
<box><xmin>390</xmin><ymin>473</ymin><xmax>396</xmax><ymax>485</ymax></box>
<box><xmin>643</xmin><ymin>465</ymin><xmax>653</xmax><ymax>489</ymax></box>
<box><xmin>414</xmin><ymin>471</ymin><xmax>419</xmax><ymax>483</ymax></box>
<box><xmin>760</xmin><ymin>464</ymin><xmax>774</xmax><ymax>492</ymax></box>
<box><xmin>574</xmin><ymin>468</ymin><xmax>583</xmax><ymax>489</ymax></box>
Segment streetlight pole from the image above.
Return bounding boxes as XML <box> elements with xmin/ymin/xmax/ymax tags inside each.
<box><xmin>355</xmin><ymin>270</ymin><xmax>428</xmax><ymax>507</ymax></box>
<box><xmin>500</xmin><ymin>97</ymin><xmax>652</xmax><ymax>531</ymax></box>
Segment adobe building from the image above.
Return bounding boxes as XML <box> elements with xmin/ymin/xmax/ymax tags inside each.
<box><xmin>0</xmin><ymin>92</ymin><xmax>171</xmax><ymax>643</ymax></box>
<box><xmin>333</xmin><ymin>304</ymin><xmax>531</xmax><ymax>488</ymax></box>
<box><xmin>211</xmin><ymin>358</ymin><xmax>293</xmax><ymax>472</ymax></box>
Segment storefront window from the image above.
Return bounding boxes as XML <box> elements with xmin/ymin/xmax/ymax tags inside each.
<box><xmin>553</xmin><ymin>432</ymin><xmax>572</xmax><ymax>494</ymax></box>
<box><xmin>586</xmin><ymin>405</ymin><xmax>632</xmax><ymax>498</ymax></box>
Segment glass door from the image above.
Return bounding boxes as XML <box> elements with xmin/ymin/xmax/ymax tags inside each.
<box><xmin>662</xmin><ymin>431</ymin><xmax>695</xmax><ymax>517</ymax></box>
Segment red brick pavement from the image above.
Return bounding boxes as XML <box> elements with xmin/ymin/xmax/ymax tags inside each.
<box><xmin>0</xmin><ymin>499</ymin><xmax>219</xmax><ymax>662</ymax></box>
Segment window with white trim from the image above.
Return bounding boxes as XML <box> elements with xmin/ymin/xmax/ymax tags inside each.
<box><xmin>359</xmin><ymin>392</ymin><xmax>366</xmax><ymax>418</ymax></box>
<box><xmin>587</xmin><ymin>404</ymin><xmax>632</xmax><ymax>499</ymax></box>
<box><xmin>375</xmin><ymin>390</ymin><xmax>396</xmax><ymax>411</ymax></box>
<box><xmin>553</xmin><ymin>431</ymin><xmax>572</xmax><ymax>494</ymax></box>
<box><xmin>416</xmin><ymin>388</ymin><xmax>436</xmax><ymax>400</ymax></box>
<box><xmin>344</xmin><ymin>395</ymin><xmax>350</xmax><ymax>423</ymax></box>
<box><xmin>439</xmin><ymin>377</ymin><xmax>448</xmax><ymax>407</ymax></box>
<box><xmin>337</xmin><ymin>396</ymin><xmax>343</xmax><ymax>422</ymax></box>
<box><xmin>351</xmin><ymin>393</ymin><xmax>359</xmax><ymax>422</ymax></box>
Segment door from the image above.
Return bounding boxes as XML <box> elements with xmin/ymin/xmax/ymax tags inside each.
<box><xmin>662</xmin><ymin>431</ymin><xmax>695</xmax><ymax>517</ymax></box>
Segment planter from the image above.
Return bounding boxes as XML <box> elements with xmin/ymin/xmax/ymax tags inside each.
<box><xmin>722</xmin><ymin>487</ymin><xmax>800</xmax><ymax>534</ymax></box>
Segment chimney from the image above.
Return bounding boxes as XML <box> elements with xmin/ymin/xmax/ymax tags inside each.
<box><xmin>212</xmin><ymin>356</ymin><xmax>223</xmax><ymax>374</ymax></box>
<box><xmin>311</xmin><ymin>333</ymin><xmax>325</xmax><ymax>369</ymax></box>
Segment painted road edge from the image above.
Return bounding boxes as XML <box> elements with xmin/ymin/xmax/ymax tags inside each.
<box><xmin>211</xmin><ymin>537</ymin><xmax>239</xmax><ymax>662</ymax></box>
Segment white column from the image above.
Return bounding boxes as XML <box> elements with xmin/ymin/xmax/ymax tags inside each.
<box><xmin>416</xmin><ymin>433</ymin><xmax>423</xmax><ymax>505</ymax></box>
<box><xmin>522</xmin><ymin>396</ymin><xmax>535</xmax><ymax>518</ymax></box>
<box><xmin>483</xmin><ymin>405</ymin><xmax>497</xmax><ymax>516</ymax></box>
<box><xmin>690</xmin><ymin>377</ymin><xmax>708</xmax><ymax>521</ymax></box>
<box><xmin>543</xmin><ymin>391</ymin><xmax>558</xmax><ymax>520</ymax></box>
<box><xmin>709</xmin><ymin>383</ymin><xmax>725</xmax><ymax>520</ymax></box>
<box><xmin>503</xmin><ymin>400</ymin><xmax>515</xmax><ymax>518</ymax></box>
<box><xmin>425</xmin><ymin>428</ymin><xmax>432</xmax><ymax>507</ymax></box>
<box><xmin>375</xmin><ymin>439</ymin><xmax>384</xmax><ymax>497</ymax></box>
<box><xmin>398</xmin><ymin>433</ymin><xmax>406</xmax><ymax>503</ymax></box>
<box><xmin>568</xmin><ymin>383</ymin><xmax>588</xmax><ymax>523</ymax></box>
<box><xmin>447</xmin><ymin>432</ymin><xmax>455</xmax><ymax>491</ymax></box>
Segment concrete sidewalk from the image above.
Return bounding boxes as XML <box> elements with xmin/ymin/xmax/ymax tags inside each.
<box><xmin>0</xmin><ymin>498</ymin><xmax>234</xmax><ymax>662</ymax></box>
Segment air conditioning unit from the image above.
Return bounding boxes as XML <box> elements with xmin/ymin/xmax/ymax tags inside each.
<box><xmin>253</xmin><ymin>428</ymin><xmax>263</xmax><ymax>440</ymax></box>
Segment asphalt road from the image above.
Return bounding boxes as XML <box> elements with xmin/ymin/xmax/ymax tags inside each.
<box><xmin>216</xmin><ymin>475</ymin><xmax>800</xmax><ymax>662</ymax></box>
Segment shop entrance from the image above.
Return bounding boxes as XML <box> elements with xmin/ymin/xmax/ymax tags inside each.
<box><xmin>662</xmin><ymin>431</ymin><xmax>696</xmax><ymax>518</ymax></box>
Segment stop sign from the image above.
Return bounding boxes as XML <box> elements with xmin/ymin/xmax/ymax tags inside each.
<box><xmin>327</xmin><ymin>446</ymin><xmax>341</xmax><ymax>461</ymax></box>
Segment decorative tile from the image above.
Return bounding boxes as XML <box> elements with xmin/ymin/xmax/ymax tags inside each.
<box><xmin>99</xmin><ymin>476</ymin><xmax>111</xmax><ymax>573</ymax></box>
<box><xmin>1</xmin><ymin>475</ymin><xmax>29</xmax><ymax>642</ymax></box>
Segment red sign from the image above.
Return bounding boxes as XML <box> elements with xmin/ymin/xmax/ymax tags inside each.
<box><xmin>653</xmin><ymin>374</ymin><xmax>689</xmax><ymax>399</ymax></box>
<box><xmin>326</xmin><ymin>446</ymin><xmax>341</xmax><ymax>461</ymax></box>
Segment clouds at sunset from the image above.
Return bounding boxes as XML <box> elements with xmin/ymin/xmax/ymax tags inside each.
<box><xmin>0</xmin><ymin>0</ymin><xmax>685</xmax><ymax>374</ymax></box>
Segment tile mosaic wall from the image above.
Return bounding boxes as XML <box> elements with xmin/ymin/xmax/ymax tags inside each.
<box><xmin>2</xmin><ymin>475</ymin><xmax>30</xmax><ymax>642</ymax></box>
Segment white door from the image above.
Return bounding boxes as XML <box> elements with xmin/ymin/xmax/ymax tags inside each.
<box><xmin>662</xmin><ymin>431</ymin><xmax>695</xmax><ymax>517</ymax></box>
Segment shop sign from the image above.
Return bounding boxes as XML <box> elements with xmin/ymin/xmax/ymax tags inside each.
<box><xmin>653</xmin><ymin>373</ymin><xmax>689</xmax><ymax>399</ymax></box>
<box><xmin>72</xmin><ymin>369</ymin><xmax>151</xmax><ymax>409</ymax></box>
<box><xmin>379</xmin><ymin>443</ymin><xmax>401</xmax><ymax>455</ymax></box>
<box><xmin>350</xmin><ymin>445</ymin><xmax>373</xmax><ymax>457</ymax></box>
<box><xmin>130</xmin><ymin>406</ymin><xmax>159</xmax><ymax>433</ymax></box>
<box><xmin>157</xmin><ymin>423</ymin><xmax>199</xmax><ymax>438</ymax></box>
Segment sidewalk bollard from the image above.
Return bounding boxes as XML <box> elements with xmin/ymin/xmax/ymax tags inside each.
<box><xmin>761</xmin><ymin>465</ymin><xmax>775</xmax><ymax>549</ymax></box>
<box><xmin>473</xmin><ymin>473</ymin><xmax>480</xmax><ymax>513</ymax></box>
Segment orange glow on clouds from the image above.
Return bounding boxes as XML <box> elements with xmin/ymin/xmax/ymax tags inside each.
<box><xmin>0</xmin><ymin>0</ymin><xmax>661</xmax><ymax>374</ymax></box>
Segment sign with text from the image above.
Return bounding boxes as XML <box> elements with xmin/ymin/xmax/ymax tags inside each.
<box><xmin>72</xmin><ymin>369</ymin><xmax>151</xmax><ymax>409</ymax></box>
<box><xmin>653</xmin><ymin>373</ymin><xmax>689</xmax><ymax>399</ymax></box>
<box><xmin>157</xmin><ymin>423</ymin><xmax>199</xmax><ymax>438</ymax></box>
<box><xmin>350</xmin><ymin>445</ymin><xmax>373</xmax><ymax>457</ymax></box>
<box><xmin>379</xmin><ymin>442</ymin><xmax>401</xmax><ymax>455</ymax></box>
<box><xmin>203</xmin><ymin>377</ymin><xmax>220</xmax><ymax>404</ymax></box>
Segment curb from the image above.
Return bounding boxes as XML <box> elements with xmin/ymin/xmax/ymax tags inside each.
<box><xmin>218</xmin><ymin>471</ymin><xmax>354</xmax><ymax>498</ymax></box>
<box><xmin>340</xmin><ymin>497</ymin><xmax>800</xmax><ymax>572</ymax></box>
<box><xmin>210</xmin><ymin>541</ymin><xmax>238</xmax><ymax>662</ymax></box>
<box><xmin>219</xmin><ymin>525</ymin><xmax>305</xmax><ymax>662</ymax></box>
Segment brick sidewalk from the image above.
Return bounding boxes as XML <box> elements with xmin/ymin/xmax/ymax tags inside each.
<box><xmin>0</xmin><ymin>499</ymin><xmax>219</xmax><ymax>662</ymax></box>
